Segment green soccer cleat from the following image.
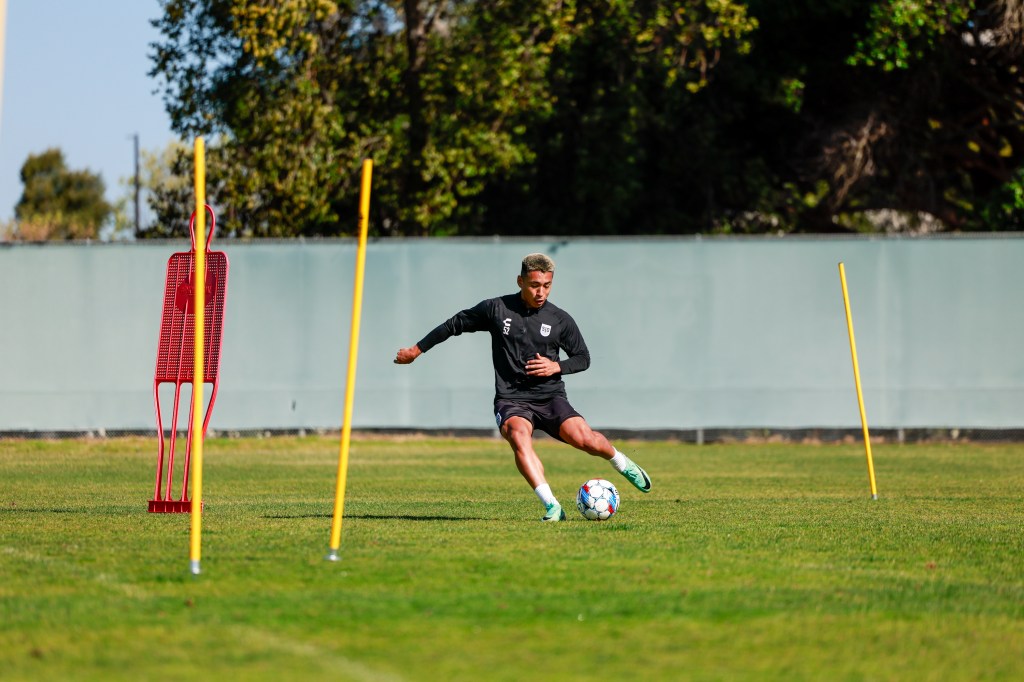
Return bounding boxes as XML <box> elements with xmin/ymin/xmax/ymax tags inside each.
<box><xmin>541</xmin><ymin>501</ymin><xmax>566</xmax><ymax>522</ymax></box>
<box><xmin>620</xmin><ymin>457</ymin><xmax>652</xmax><ymax>493</ymax></box>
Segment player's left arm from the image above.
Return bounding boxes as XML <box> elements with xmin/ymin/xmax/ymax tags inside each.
<box><xmin>549</xmin><ymin>310</ymin><xmax>592</xmax><ymax>375</ymax></box>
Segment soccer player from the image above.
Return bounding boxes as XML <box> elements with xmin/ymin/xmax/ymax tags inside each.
<box><xmin>394</xmin><ymin>252</ymin><xmax>652</xmax><ymax>522</ymax></box>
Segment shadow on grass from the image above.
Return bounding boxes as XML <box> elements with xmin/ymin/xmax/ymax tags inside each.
<box><xmin>263</xmin><ymin>513</ymin><xmax>489</xmax><ymax>521</ymax></box>
<box><xmin>2</xmin><ymin>507</ymin><xmax>90</xmax><ymax>514</ymax></box>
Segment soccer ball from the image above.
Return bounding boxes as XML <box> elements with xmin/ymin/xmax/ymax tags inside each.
<box><xmin>576</xmin><ymin>478</ymin><xmax>620</xmax><ymax>521</ymax></box>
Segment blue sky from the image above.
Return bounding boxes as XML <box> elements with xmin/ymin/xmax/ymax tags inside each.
<box><xmin>0</xmin><ymin>1</ymin><xmax>176</xmax><ymax>225</ymax></box>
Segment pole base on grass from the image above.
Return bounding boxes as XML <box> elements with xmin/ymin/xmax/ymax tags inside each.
<box><xmin>325</xmin><ymin>549</ymin><xmax>341</xmax><ymax>562</ymax></box>
<box><xmin>149</xmin><ymin>499</ymin><xmax>193</xmax><ymax>513</ymax></box>
<box><xmin>190</xmin><ymin>560</ymin><xmax>201</xmax><ymax>575</ymax></box>
<box><xmin>871</xmin><ymin>494</ymin><xmax>878</xmax><ymax>500</ymax></box>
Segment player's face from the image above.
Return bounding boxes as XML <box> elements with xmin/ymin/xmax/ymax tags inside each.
<box><xmin>517</xmin><ymin>270</ymin><xmax>553</xmax><ymax>309</ymax></box>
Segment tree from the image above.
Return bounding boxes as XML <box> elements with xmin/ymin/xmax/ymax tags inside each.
<box><xmin>149</xmin><ymin>0</ymin><xmax>571</xmax><ymax>236</ymax></box>
<box><xmin>610</xmin><ymin>0</ymin><xmax>1024</xmax><ymax>233</ymax></box>
<box><xmin>729</xmin><ymin>0</ymin><xmax>1024</xmax><ymax>232</ymax></box>
<box><xmin>10</xmin><ymin>149</ymin><xmax>112</xmax><ymax>240</ymax></box>
<box><xmin>133</xmin><ymin>139</ymin><xmax>227</xmax><ymax>239</ymax></box>
<box><xmin>150</xmin><ymin>0</ymin><xmax>390</xmax><ymax>236</ymax></box>
<box><xmin>149</xmin><ymin>1</ymin><xmax>1023</xmax><ymax>236</ymax></box>
<box><xmin>482</xmin><ymin>0</ymin><xmax>760</xmax><ymax>235</ymax></box>
<box><xmin>821</xmin><ymin>0</ymin><xmax>1024</xmax><ymax>230</ymax></box>
<box><xmin>149</xmin><ymin>0</ymin><xmax>757</xmax><ymax>236</ymax></box>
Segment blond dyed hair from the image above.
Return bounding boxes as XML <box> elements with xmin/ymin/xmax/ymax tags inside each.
<box><xmin>520</xmin><ymin>253</ymin><xmax>555</xmax><ymax>277</ymax></box>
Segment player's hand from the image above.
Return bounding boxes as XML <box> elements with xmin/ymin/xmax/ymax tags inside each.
<box><xmin>394</xmin><ymin>346</ymin><xmax>422</xmax><ymax>364</ymax></box>
<box><xmin>525</xmin><ymin>353</ymin><xmax>560</xmax><ymax>377</ymax></box>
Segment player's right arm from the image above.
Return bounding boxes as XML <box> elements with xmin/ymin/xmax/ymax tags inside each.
<box><xmin>394</xmin><ymin>345</ymin><xmax>422</xmax><ymax>364</ymax></box>
<box><xmin>394</xmin><ymin>299</ymin><xmax>492</xmax><ymax>365</ymax></box>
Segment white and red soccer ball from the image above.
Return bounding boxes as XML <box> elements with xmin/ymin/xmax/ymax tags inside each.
<box><xmin>576</xmin><ymin>478</ymin><xmax>620</xmax><ymax>521</ymax></box>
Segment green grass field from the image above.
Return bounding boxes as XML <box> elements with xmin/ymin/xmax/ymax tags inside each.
<box><xmin>2</xmin><ymin>435</ymin><xmax>1023</xmax><ymax>681</ymax></box>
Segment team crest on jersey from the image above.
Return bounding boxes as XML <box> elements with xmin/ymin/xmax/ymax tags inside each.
<box><xmin>540</xmin><ymin>323</ymin><xmax>551</xmax><ymax>337</ymax></box>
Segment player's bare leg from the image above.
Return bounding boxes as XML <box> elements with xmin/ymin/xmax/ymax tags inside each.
<box><xmin>501</xmin><ymin>416</ymin><xmax>545</xmax><ymax>485</ymax></box>
<box><xmin>501</xmin><ymin>416</ymin><xmax>564</xmax><ymax>521</ymax></box>
<box><xmin>558</xmin><ymin>416</ymin><xmax>615</xmax><ymax>458</ymax></box>
<box><xmin>560</xmin><ymin>417</ymin><xmax>652</xmax><ymax>493</ymax></box>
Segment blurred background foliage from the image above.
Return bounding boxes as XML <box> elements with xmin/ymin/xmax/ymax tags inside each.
<box><xmin>3</xmin><ymin>149</ymin><xmax>112</xmax><ymax>240</ymax></box>
<box><xmin>137</xmin><ymin>0</ymin><xmax>1023</xmax><ymax>237</ymax></box>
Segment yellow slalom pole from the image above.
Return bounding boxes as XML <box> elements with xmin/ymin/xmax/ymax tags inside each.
<box><xmin>838</xmin><ymin>262</ymin><xmax>878</xmax><ymax>500</ymax></box>
<box><xmin>0</xmin><ymin>0</ymin><xmax>8</xmax><ymax>136</ymax></box>
<box><xmin>189</xmin><ymin>137</ymin><xmax>207</xmax><ymax>574</ymax></box>
<box><xmin>327</xmin><ymin>159</ymin><xmax>373</xmax><ymax>561</ymax></box>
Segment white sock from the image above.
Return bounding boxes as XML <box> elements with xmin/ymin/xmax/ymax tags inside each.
<box><xmin>534</xmin><ymin>483</ymin><xmax>557</xmax><ymax>506</ymax></box>
<box><xmin>609</xmin><ymin>450</ymin><xmax>629</xmax><ymax>473</ymax></box>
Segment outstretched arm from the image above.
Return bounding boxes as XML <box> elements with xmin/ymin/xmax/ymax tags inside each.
<box><xmin>394</xmin><ymin>345</ymin><xmax>423</xmax><ymax>364</ymax></box>
<box><xmin>395</xmin><ymin>300</ymin><xmax>492</xmax><ymax>366</ymax></box>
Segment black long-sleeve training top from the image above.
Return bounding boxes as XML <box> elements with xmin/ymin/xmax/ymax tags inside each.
<box><xmin>416</xmin><ymin>293</ymin><xmax>591</xmax><ymax>401</ymax></box>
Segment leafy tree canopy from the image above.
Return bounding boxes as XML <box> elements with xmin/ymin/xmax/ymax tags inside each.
<box><xmin>148</xmin><ymin>0</ymin><xmax>1024</xmax><ymax>236</ymax></box>
<box><xmin>11</xmin><ymin>148</ymin><xmax>112</xmax><ymax>240</ymax></box>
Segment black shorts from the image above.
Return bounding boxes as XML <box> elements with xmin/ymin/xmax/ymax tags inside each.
<box><xmin>494</xmin><ymin>396</ymin><xmax>583</xmax><ymax>442</ymax></box>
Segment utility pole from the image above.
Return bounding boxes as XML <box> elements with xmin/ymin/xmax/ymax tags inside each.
<box><xmin>134</xmin><ymin>133</ymin><xmax>141</xmax><ymax>236</ymax></box>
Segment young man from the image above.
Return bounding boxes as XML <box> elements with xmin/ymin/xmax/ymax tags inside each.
<box><xmin>394</xmin><ymin>252</ymin><xmax>652</xmax><ymax>522</ymax></box>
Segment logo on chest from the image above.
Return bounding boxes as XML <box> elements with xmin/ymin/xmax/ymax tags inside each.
<box><xmin>540</xmin><ymin>323</ymin><xmax>551</xmax><ymax>337</ymax></box>
<box><xmin>502</xmin><ymin>318</ymin><xmax>512</xmax><ymax>335</ymax></box>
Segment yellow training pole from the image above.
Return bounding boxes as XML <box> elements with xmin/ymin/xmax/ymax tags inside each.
<box><xmin>0</xmin><ymin>0</ymin><xmax>8</xmax><ymax>136</ymax></box>
<box><xmin>327</xmin><ymin>159</ymin><xmax>373</xmax><ymax>561</ymax></box>
<box><xmin>838</xmin><ymin>262</ymin><xmax>878</xmax><ymax>500</ymax></box>
<box><xmin>189</xmin><ymin>137</ymin><xmax>207</xmax><ymax>574</ymax></box>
